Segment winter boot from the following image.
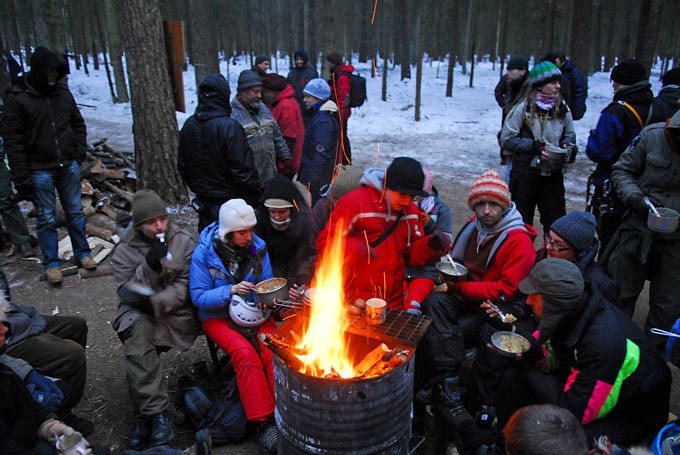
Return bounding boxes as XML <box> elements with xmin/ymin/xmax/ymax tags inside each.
<box><xmin>432</xmin><ymin>376</ymin><xmax>474</xmax><ymax>433</ymax></box>
<box><xmin>127</xmin><ymin>418</ymin><xmax>150</xmax><ymax>450</ymax></box>
<box><xmin>149</xmin><ymin>411</ymin><xmax>174</xmax><ymax>447</ymax></box>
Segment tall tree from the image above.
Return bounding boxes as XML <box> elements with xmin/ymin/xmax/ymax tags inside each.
<box><xmin>187</xmin><ymin>0</ymin><xmax>219</xmax><ymax>88</ymax></box>
<box><xmin>39</xmin><ymin>0</ymin><xmax>67</xmax><ymax>52</ymax></box>
<box><xmin>104</xmin><ymin>0</ymin><xmax>129</xmax><ymax>102</ymax></box>
<box><xmin>120</xmin><ymin>0</ymin><xmax>186</xmax><ymax>203</ymax></box>
<box><xmin>570</xmin><ymin>0</ymin><xmax>592</xmax><ymax>74</ymax></box>
<box><xmin>635</xmin><ymin>0</ymin><xmax>662</xmax><ymax>71</ymax></box>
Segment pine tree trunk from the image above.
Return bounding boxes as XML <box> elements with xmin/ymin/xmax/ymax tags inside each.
<box><xmin>188</xmin><ymin>0</ymin><xmax>219</xmax><ymax>89</ymax></box>
<box><xmin>570</xmin><ymin>0</ymin><xmax>592</xmax><ymax>75</ymax></box>
<box><xmin>415</xmin><ymin>2</ymin><xmax>424</xmax><ymax>121</ymax></box>
<box><xmin>104</xmin><ymin>0</ymin><xmax>129</xmax><ymax>102</ymax></box>
<box><xmin>40</xmin><ymin>0</ymin><xmax>66</xmax><ymax>53</ymax></box>
<box><xmin>120</xmin><ymin>0</ymin><xmax>186</xmax><ymax>203</ymax></box>
<box><xmin>635</xmin><ymin>0</ymin><xmax>662</xmax><ymax>72</ymax></box>
<box><xmin>398</xmin><ymin>0</ymin><xmax>410</xmax><ymax>80</ymax></box>
<box><xmin>445</xmin><ymin>0</ymin><xmax>457</xmax><ymax>97</ymax></box>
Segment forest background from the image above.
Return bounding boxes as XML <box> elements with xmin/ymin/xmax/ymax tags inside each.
<box><xmin>1</xmin><ymin>0</ymin><xmax>679</xmax><ymax>202</ymax></box>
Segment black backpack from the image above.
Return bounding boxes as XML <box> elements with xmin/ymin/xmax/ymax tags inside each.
<box><xmin>180</xmin><ymin>376</ymin><xmax>247</xmax><ymax>446</ymax></box>
<box><xmin>336</xmin><ymin>71</ymin><xmax>367</xmax><ymax>108</ymax></box>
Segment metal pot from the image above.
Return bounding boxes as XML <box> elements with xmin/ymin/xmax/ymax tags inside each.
<box><xmin>254</xmin><ymin>277</ymin><xmax>288</xmax><ymax>308</ymax></box>
<box><xmin>436</xmin><ymin>261</ymin><xmax>468</xmax><ymax>282</ymax></box>
<box><xmin>647</xmin><ymin>207</ymin><xmax>680</xmax><ymax>233</ymax></box>
<box><xmin>544</xmin><ymin>144</ymin><xmax>568</xmax><ymax>163</ymax></box>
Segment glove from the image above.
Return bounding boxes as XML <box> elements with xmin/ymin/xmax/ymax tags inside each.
<box><xmin>145</xmin><ymin>240</ymin><xmax>168</xmax><ymax>272</ymax></box>
<box><xmin>25</xmin><ymin>370</ymin><xmax>65</xmax><ymax>412</ymax></box>
<box><xmin>38</xmin><ymin>419</ymin><xmax>75</xmax><ymax>442</ymax></box>
<box><xmin>427</xmin><ymin>231</ymin><xmax>451</xmax><ymax>252</ymax></box>
<box><xmin>631</xmin><ymin>193</ymin><xmax>656</xmax><ymax>218</ymax></box>
<box><xmin>406</xmin><ymin>307</ymin><xmax>422</xmax><ymax>316</ymax></box>
<box><xmin>14</xmin><ymin>180</ymin><xmax>35</xmax><ymax>202</ymax></box>
<box><xmin>532</xmin><ymin>140</ymin><xmax>546</xmax><ymax>155</ymax></box>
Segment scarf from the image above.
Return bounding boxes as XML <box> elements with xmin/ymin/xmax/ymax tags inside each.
<box><xmin>213</xmin><ymin>236</ymin><xmax>258</xmax><ymax>282</ymax></box>
<box><xmin>535</xmin><ymin>92</ymin><xmax>559</xmax><ymax>110</ymax></box>
<box><xmin>473</xmin><ymin>204</ymin><xmax>526</xmax><ymax>251</ymax></box>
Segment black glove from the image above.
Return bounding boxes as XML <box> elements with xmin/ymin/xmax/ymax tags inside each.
<box><xmin>532</xmin><ymin>140</ymin><xmax>545</xmax><ymax>155</ymax></box>
<box><xmin>145</xmin><ymin>240</ymin><xmax>168</xmax><ymax>272</ymax></box>
<box><xmin>25</xmin><ymin>370</ymin><xmax>65</xmax><ymax>412</ymax></box>
<box><xmin>14</xmin><ymin>181</ymin><xmax>35</xmax><ymax>202</ymax></box>
<box><xmin>631</xmin><ymin>193</ymin><xmax>657</xmax><ymax>218</ymax></box>
<box><xmin>277</xmin><ymin>159</ymin><xmax>294</xmax><ymax>179</ymax></box>
<box><xmin>428</xmin><ymin>231</ymin><xmax>451</xmax><ymax>252</ymax></box>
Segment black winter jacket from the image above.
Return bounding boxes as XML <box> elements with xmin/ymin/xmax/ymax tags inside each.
<box><xmin>1</xmin><ymin>47</ymin><xmax>87</xmax><ymax>186</ymax></box>
<box><xmin>177</xmin><ymin>74</ymin><xmax>261</xmax><ymax>206</ymax></box>
<box><xmin>649</xmin><ymin>85</ymin><xmax>680</xmax><ymax>124</ymax></box>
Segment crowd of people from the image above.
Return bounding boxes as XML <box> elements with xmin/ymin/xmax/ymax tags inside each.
<box><xmin>1</xmin><ymin>45</ymin><xmax>680</xmax><ymax>455</ymax></box>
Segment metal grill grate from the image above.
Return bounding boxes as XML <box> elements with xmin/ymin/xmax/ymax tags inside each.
<box><xmin>345</xmin><ymin>309</ymin><xmax>431</xmax><ymax>347</ymax></box>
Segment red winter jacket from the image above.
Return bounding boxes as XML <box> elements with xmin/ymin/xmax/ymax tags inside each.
<box><xmin>450</xmin><ymin>213</ymin><xmax>538</xmax><ymax>302</ymax></box>
<box><xmin>317</xmin><ymin>170</ymin><xmax>443</xmax><ymax>310</ymax></box>
<box><xmin>329</xmin><ymin>64</ymin><xmax>354</xmax><ymax>122</ymax></box>
<box><xmin>269</xmin><ymin>84</ymin><xmax>305</xmax><ymax>175</ymax></box>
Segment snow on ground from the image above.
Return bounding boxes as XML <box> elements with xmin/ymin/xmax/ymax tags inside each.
<box><xmin>67</xmin><ymin>53</ymin><xmax>663</xmax><ymax>209</ymax></box>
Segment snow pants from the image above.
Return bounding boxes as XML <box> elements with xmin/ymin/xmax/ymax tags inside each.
<box><xmin>509</xmin><ymin>167</ymin><xmax>566</xmax><ymax>233</ymax></box>
<box><xmin>605</xmin><ymin>219</ymin><xmax>680</xmax><ymax>349</ymax></box>
<box><xmin>202</xmin><ymin>318</ymin><xmax>276</xmax><ymax>422</ymax></box>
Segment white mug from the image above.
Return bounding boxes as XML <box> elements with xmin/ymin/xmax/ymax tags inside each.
<box><xmin>365</xmin><ymin>298</ymin><xmax>387</xmax><ymax>325</ymax></box>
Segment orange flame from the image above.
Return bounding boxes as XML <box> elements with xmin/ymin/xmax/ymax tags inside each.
<box><xmin>295</xmin><ymin>218</ymin><xmax>356</xmax><ymax>378</ymax></box>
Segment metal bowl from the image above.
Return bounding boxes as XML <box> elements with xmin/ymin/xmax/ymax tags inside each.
<box><xmin>254</xmin><ymin>277</ymin><xmax>288</xmax><ymax>308</ymax></box>
<box><xmin>544</xmin><ymin>144</ymin><xmax>568</xmax><ymax>162</ymax></box>
<box><xmin>491</xmin><ymin>331</ymin><xmax>531</xmax><ymax>356</ymax></box>
<box><xmin>436</xmin><ymin>261</ymin><xmax>468</xmax><ymax>282</ymax></box>
<box><xmin>647</xmin><ymin>207</ymin><xmax>680</xmax><ymax>234</ymax></box>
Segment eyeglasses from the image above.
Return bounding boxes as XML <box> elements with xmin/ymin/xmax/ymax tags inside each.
<box><xmin>545</xmin><ymin>234</ymin><xmax>572</xmax><ymax>252</ymax></box>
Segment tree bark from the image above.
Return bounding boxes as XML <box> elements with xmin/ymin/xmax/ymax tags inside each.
<box><xmin>40</xmin><ymin>0</ymin><xmax>67</xmax><ymax>53</ymax></box>
<box><xmin>120</xmin><ymin>0</ymin><xmax>186</xmax><ymax>203</ymax></box>
<box><xmin>635</xmin><ymin>0</ymin><xmax>662</xmax><ymax>71</ymax></box>
<box><xmin>569</xmin><ymin>0</ymin><xmax>592</xmax><ymax>75</ymax></box>
<box><xmin>187</xmin><ymin>0</ymin><xmax>219</xmax><ymax>89</ymax></box>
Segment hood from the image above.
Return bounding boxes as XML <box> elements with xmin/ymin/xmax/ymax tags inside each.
<box><xmin>196</xmin><ymin>74</ymin><xmax>231</xmax><ymax>119</ymax></box>
<box><xmin>319</xmin><ymin>99</ymin><xmax>338</xmax><ymax>113</ymax></box>
<box><xmin>359</xmin><ymin>167</ymin><xmax>385</xmax><ymax>192</ymax></box>
<box><xmin>613</xmin><ymin>80</ymin><xmax>654</xmax><ymax>104</ymax></box>
<box><xmin>335</xmin><ymin>63</ymin><xmax>355</xmax><ymax>73</ymax></box>
<box><xmin>272</xmin><ymin>84</ymin><xmax>296</xmax><ymax>106</ymax></box>
<box><xmin>294</xmin><ymin>50</ymin><xmax>309</xmax><ymax>64</ymax></box>
<box><xmin>26</xmin><ymin>46</ymin><xmax>68</xmax><ymax>95</ymax></box>
<box><xmin>668</xmin><ymin>110</ymin><xmax>680</xmax><ymax>130</ymax></box>
<box><xmin>561</xmin><ymin>59</ymin><xmax>576</xmax><ymax>73</ymax></box>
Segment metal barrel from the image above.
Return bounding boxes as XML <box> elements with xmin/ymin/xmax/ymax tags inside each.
<box><xmin>274</xmin><ymin>354</ymin><xmax>414</xmax><ymax>454</ymax></box>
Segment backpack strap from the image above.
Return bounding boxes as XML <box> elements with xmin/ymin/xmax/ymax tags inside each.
<box><xmin>369</xmin><ymin>213</ymin><xmax>403</xmax><ymax>248</ymax></box>
<box><xmin>620</xmin><ymin>101</ymin><xmax>644</xmax><ymax>128</ymax></box>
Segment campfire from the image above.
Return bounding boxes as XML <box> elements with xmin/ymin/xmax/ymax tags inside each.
<box><xmin>269</xmin><ymin>218</ymin><xmax>432</xmax><ymax>453</ymax></box>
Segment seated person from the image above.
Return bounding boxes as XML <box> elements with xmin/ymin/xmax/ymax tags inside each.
<box><xmin>418</xmin><ymin>169</ymin><xmax>536</xmax><ymax>396</ymax></box>
<box><xmin>189</xmin><ymin>199</ymin><xmax>278</xmax><ymax>455</ymax></box>
<box><xmin>488</xmin><ymin>259</ymin><xmax>670</xmax><ymax>448</ymax></box>
<box><xmin>0</xmin><ymin>294</ymin><xmax>105</xmax><ymax>454</ymax></box>
<box><xmin>254</xmin><ymin>174</ymin><xmax>315</xmax><ymax>288</ymax></box>
<box><xmin>316</xmin><ymin>157</ymin><xmax>451</xmax><ymax>311</ymax></box>
<box><xmin>0</xmin><ymin>268</ymin><xmax>92</xmax><ymax>435</ymax></box>
<box><xmin>111</xmin><ymin>190</ymin><xmax>200</xmax><ymax>450</ymax></box>
<box><xmin>404</xmin><ymin>167</ymin><xmax>453</xmax><ymax>314</ymax></box>
<box><xmin>503</xmin><ymin>404</ymin><xmax>589</xmax><ymax>455</ymax></box>
<box><xmin>538</xmin><ymin>211</ymin><xmax>619</xmax><ymax>303</ymax></box>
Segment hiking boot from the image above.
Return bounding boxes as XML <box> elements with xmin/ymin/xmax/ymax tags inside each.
<box><xmin>46</xmin><ymin>267</ymin><xmax>63</xmax><ymax>284</ymax></box>
<box><xmin>127</xmin><ymin>418</ymin><xmax>150</xmax><ymax>450</ymax></box>
<box><xmin>149</xmin><ymin>411</ymin><xmax>174</xmax><ymax>447</ymax></box>
<box><xmin>61</xmin><ymin>412</ymin><xmax>95</xmax><ymax>437</ymax></box>
<box><xmin>432</xmin><ymin>377</ymin><xmax>474</xmax><ymax>433</ymax></box>
<box><xmin>18</xmin><ymin>243</ymin><xmax>36</xmax><ymax>258</ymax></box>
<box><xmin>78</xmin><ymin>256</ymin><xmax>98</xmax><ymax>270</ymax></box>
<box><xmin>257</xmin><ymin>419</ymin><xmax>278</xmax><ymax>454</ymax></box>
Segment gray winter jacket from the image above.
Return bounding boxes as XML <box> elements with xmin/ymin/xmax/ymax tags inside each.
<box><xmin>612</xmin><ymin>111</ymin><xmax>680</xmax><ymax>215</ymax></box>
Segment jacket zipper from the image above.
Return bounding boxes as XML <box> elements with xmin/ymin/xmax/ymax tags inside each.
<box><xmin>47</xmin><ymin>97</ymin><xmax>63</xmax><ymax>166</ymax></box>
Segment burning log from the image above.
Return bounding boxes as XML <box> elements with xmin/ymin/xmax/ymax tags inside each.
<box><xmin>355</xmin><ymin>343</ymin><xmax>391</xmax><ymax>377</ymax></box>
<box><xmin>258</xmin><ymin>333</ymin><xmax>306</xmax><ymax>371</ymax></box>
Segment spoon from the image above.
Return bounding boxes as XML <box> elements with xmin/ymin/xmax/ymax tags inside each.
<box><xmin>650</xmin><ymin>328</ymin><xmax>680</xmax><ymax>339</ymax></box>
<box><xmin>644</xmin><ymin>196</ymin><xmax>661</xmax><ymax>217</ymax></box>
<box><xmin>446</xmin><ymin>253</ymin><xmax>461</xmax><ymax>274</ymax></box>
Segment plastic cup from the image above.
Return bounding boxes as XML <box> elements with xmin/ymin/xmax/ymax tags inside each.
<box><xmin>56</xmin><ymin>431</ymin><xmax>88</xmax><ymax>455</ymax></box>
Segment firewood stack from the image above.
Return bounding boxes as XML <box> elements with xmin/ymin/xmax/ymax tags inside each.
<box><xmin>56</xmin><ymin>139</ymin><xmax>136</xmax><ymax>271</ymax></box>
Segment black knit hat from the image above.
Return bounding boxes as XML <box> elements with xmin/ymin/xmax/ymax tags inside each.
<box><xmin>255</xmin><ymin>55</ymin><xmax>269</xmax><ymax>65</ymax></box>
<box><xmin>385</xmin><ymin>157</ymin><xmax>428</xmax><ymax>197</ymax></box>
<box><xmin>132</xmin><ymin>190</ymin><xmax>167</xmax><ymax>226</ymax></box>
<box><xmin>610</xmin><ymin>59</ymin><xmax>647</xmax><ymax>85</ymax></box>
<box><xmin>661</xmin><ymin>68</ymin><xmax>680</xmax><ymax>87</ymax></box>
<box><xmin>507</xmin><ymin>55</ymin><xmax>529</xmax><ymax>71</ymax></box>
<box><xmin>550</xmin><ymin>211</ymin><xmax>596</xmax><ymax>252</ymax></box>
<box><xmin>237</xmin><ymin>70</ymin><xmax>263</xmax><ymax>91</ymax></box>
<box><xmin>326</xmin><ymin>51</ymin><xmax>343</xmax><ymax>67</ymax></box>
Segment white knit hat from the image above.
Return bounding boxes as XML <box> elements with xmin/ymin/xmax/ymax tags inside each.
<box><xmin>218</xmin><ymin>199</ymin><xmax>257</xmax><ymax>239</ymax></box>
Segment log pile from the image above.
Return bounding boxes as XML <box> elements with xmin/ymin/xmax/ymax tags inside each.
<box><xmin>56</xmin><ymin>139</ymin><xmax>135</xmax><ymax>270</ymax></box>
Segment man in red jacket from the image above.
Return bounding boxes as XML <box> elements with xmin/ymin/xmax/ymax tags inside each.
<box><xmin>262</xmin><ymin>74</ymin><xmax>305</xmax><ymax>176</ymax></box>
<box><xmin>316</xmin><ymin>157</ymin><xmax>451</xmax><ymax>311</ymax></box>
<box><xmin>417</xmin><ymin>169</ymin><xmax>537</xmax><ymax>441</ymax></box>
<box><xmin>326</xmin><ymin>51</ymin><xmax>354</xmax><ymax>164</ymax></box>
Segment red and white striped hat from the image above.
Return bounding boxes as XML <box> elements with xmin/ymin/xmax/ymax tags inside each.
<box><xmin>467</xmin><ymin>169</ymin><xmax>511</xmax><ymax>210</ymax></box>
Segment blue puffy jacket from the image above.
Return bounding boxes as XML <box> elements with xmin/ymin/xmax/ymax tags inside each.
<box><xmin>189</xmin><ymin>222</ymin><xmax>272</xmax><ymax>321</ymax></box>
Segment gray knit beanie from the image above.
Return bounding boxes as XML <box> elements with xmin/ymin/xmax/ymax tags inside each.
<box><xmin>237</xmin><ymin>70</ymin><xmax>263</xmax><ymax>91</ymax></box>
<box><xmin>132</xmin><ymin>190</ymin><xmax>167</xmax><ymax>226</ymax></box>
<box><xmin>550</xmin><ymin>211</ymin><xmax>596</xmax><ymax>252</ymax></box>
